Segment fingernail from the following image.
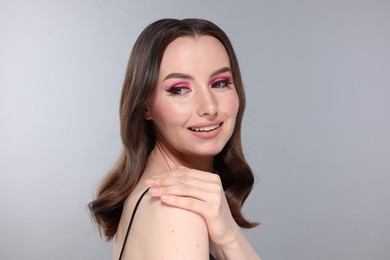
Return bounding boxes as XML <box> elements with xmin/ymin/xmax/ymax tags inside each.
<box><xmin>149</xmin><ymin>187</ymin><xmax>158</xmax><ymax>194</ymax></box>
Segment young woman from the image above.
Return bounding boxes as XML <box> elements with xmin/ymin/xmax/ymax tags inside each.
<box><xmin>89</xmin><ymin>18</ymin><xmax>261</xmax><ymax>260</ymax></box>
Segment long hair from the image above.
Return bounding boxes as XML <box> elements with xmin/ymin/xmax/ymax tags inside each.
<box><xmin>88</xmin><ymin>18</ymin><xmax>258</xmax><ymax>241</ymax></box>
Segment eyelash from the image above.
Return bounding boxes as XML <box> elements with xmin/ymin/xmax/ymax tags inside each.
<box><xmin>211</xmin><ymin>79</ymin><xmax>233</xmax><ymax>89</ymax></box>
<box><xmin>166</xmin><ymin>86</ymin><xmax>190</xmax><ymax>96</ymax></box>
<box><xmin>166</xmin><ymin>78</ymin><xmax>233</xmax><ymax>96</ymax></box>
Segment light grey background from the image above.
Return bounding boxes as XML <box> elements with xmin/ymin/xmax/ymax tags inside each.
<box><xmin>1</xmin><ymin>0</ymin><xmax>389</xmax><ymax>259</ymax></box>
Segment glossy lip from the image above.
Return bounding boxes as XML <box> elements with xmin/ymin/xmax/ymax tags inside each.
<box><xmin>188</xmin><ymin>121</ymin><xmax>223</xmax><ymax>139</ymax></box>
<box><xmin>188</xmin><ymin>120</ymin><xmax>223</xmax><ymax>130</ymax></box>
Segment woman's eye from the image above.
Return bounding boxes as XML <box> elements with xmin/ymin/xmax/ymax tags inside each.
<box><xmin>212</xmin><ymin>79</ymin><xmax>232</xmax><ymax>89</ymax></box>
<box><xmin>167</xmin><ymin>86</ymin><xmax>190</xmax><ymax>96</ymax></box>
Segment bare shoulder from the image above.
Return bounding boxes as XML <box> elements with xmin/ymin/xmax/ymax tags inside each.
<box><xmin>129</xmin><ymin>191</ymin><xmax>210</xmax><ymax>259</ymax></box>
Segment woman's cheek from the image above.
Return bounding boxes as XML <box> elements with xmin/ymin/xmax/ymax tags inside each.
<box><xmin>152</xmin><ymin>100</ymin><xmax>190</xmax><ymax>125</ymax></box>
<box><xmin>226</xmin><ymin>93</ymin><xmax>240</xmax><ymax>117</ymax></box>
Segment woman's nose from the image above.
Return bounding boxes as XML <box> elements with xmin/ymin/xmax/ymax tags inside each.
<box><xmin>196</xmin><ymin>88</ymin><xmax>218</xmax><ymax>119</ymax></box>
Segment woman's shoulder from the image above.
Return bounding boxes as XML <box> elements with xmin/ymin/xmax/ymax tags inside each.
<box><xmin>140</xmin><ymin>191</ymin><xmax>209</xmax><ymax>259</ymax></box>
<box><xmin>127</xmin><ymin>188</ymin><xmax>210</xmax><ymax>259</ymax></box>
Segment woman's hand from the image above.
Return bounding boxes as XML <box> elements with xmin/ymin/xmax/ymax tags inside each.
<box><xmin>145</xmin><ymin>166</ymin><xmax>240</xmax><ymax>247</ymax></box>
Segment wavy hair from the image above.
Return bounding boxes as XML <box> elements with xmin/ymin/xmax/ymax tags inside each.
<box><xmin>88</xmin><ymin>18</ymin><xmax>258</xmax><ymax>240</ymax></box>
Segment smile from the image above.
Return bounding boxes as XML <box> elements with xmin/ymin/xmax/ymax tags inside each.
<box><xmin>189</xmin><ymin>123</ymin><xmax>222</xmax><ymax>132</ymax></box>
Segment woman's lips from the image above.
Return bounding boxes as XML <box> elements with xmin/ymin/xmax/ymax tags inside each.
<box><xmin>189</xmin><ymin>123</ymin><xmax>222</xmax><ymax>132</ymax></box>
<box><xmin>188</xmin><ymin>122</ymin><xmax>223</xmax><ymax>139</ymax></box>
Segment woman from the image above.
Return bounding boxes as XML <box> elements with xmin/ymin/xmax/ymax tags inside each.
<box><xmin>89</xmin><ymin>18</ymin><xmax>261</xmax><ymax>259</ymax></box>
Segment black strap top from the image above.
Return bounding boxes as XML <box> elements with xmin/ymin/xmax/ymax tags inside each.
<box><xmin>118</xmin><ymin>188</ymin><xmax>216</xmax><ymax>260</ymax></box>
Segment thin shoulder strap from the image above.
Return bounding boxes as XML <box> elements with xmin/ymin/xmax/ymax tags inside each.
<box><xmin>118</xmin><ymin>188</ymin><xmax>150</xmax><ymax>260</ymax></box>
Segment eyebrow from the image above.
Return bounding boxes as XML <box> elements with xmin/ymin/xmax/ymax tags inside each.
<box><xmin>163</xmin><ymin>67</ymin><xmax>232</xmax><ymax>81</ymax></box>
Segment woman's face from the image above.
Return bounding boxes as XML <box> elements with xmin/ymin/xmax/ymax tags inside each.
<box><xmin>145</xmin><ymin>36</ymin><xmax>239</xmax><ymax>162</ymax></box>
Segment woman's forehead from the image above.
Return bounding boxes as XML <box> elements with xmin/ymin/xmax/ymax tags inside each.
<box><xmin>158</xmin><ymin>36</ymin><xmax>231</xmax><ymax>80</ymax></box>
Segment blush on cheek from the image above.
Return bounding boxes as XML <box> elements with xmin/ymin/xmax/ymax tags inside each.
<box><xmin>151</xmin><ymin>101</ymin><xmax>170</xmax><ymax>120</ymax></box>
<box><xmin>229</xmin><ymin>96</ymin><xmax>240</xmax><ymax>117</ymax></box>
<box><xmin>151</xmin><ymin>99</ymin><xmax>187</xmax><ymax>125</ymax></box>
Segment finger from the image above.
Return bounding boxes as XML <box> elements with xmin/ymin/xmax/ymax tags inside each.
<box><xmin>160</xmin><ymin>194</ymin><xmax>220</xmax><ymax>218</ymax></box>
<box><xmin>170</xmin><ymin>168</ymin><xmax>220</xmax><ymax>181</ymax></box>
<box><xmin>145</xmin><ymin>174</ymin><xmax>223</xmax><ymax>201</ymax></box>
<box><xmin>146</xmin><ymin>172</ymin><xmax>217</xmax><ymax>188</ymax></box>
<box><xmin>146</xmin><ymin>169</ymin><xmax>221</xmax><ymax>185</ymax></box>
<box><xmin>148</xmin><ymin>181</ymin><xmax>222</xmax><ymax>202</ymax></box>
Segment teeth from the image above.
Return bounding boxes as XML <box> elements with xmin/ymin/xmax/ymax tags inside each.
<box><xmin>190</xmin><ymin>124</ymin><xmax>220</xmax><ymax>132</ymax></box>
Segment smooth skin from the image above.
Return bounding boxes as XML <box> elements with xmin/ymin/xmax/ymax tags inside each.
<box><xmin>114</xmin><ymin>36</ymin><xmax>260</xmax><ymax>260</ymax></box>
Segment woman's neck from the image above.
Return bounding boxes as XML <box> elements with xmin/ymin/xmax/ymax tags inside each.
<box><xmin>151</xmin><ymin>142</ymin><xmax>214</xmax><ymax>172</ymax></box>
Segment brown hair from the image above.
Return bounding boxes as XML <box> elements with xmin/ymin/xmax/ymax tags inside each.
<box><xmin>88</xmin><ymin>18</ymin><xmax>258</xmax><ymax>241</ymax></box>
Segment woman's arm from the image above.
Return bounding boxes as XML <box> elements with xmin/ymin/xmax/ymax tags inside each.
<box><xmin>146</xmin><ymin>167</ymin><xmax>261</xmax><ymax>260</ymax></box>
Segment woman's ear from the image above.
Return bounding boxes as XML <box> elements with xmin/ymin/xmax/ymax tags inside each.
<box><xmin>144</xmin><ymin>106</ymin><xmax>152</xmax><ymax>120</ymax></box>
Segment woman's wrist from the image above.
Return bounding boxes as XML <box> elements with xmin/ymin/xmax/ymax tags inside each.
<box><xmin>220</xmin><ymin>225</ymin><xmax>244</xmax><ymax>250</ymax></box>
<box><xmin>219</xmin><ymin>226</ymin><xmax>261</xmax><ymax>260</ymax></box>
